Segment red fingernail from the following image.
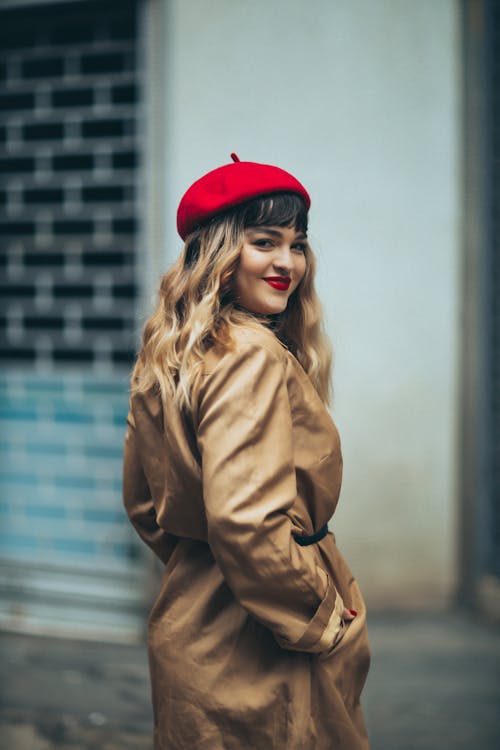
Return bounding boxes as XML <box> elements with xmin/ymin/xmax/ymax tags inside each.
<box><xmin>349</xmin><ymin>609</ymin><xmax>357</xmax><ymax>616</ymax></box>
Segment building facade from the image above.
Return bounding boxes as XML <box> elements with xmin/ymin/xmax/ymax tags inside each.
<box><xmin>0</xmin><ymin>0</ymin><xmax>497</xmax><ymax>638</ymax></box>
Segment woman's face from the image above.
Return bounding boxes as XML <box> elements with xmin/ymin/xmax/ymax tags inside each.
<box><xmin>233</xmin><ymin>225</ymin><xmax>307</xmax><ymax>315</ymax></box>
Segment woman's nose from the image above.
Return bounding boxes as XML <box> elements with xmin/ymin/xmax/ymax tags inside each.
<box><xmin>272</xmin><ymin>247</ymin><xmax>294</xmax><ymax>272</ymax></box>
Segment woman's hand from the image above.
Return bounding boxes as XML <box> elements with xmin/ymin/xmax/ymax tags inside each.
<box><xmin>333</xmin><ymin>607</ymin><xmax>357</xmax><ymax>646</ymax></box>
<box><xmin>320</xmin><ymin>606</ymin><xmax>358</xmax><ymax>656</ymax></box>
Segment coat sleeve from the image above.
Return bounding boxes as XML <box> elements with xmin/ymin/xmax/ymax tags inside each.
<box><xmin>122</xmin><ymin>408</ymin><xmax>172</xmax><ymax>565</ymax></box>
<box><xmin>195</xmin><ymin>339</ymin><xmax>345</xmax><ymax>653</ymax></box>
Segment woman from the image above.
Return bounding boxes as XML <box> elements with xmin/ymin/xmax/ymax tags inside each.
<box><xmin>122</xmin><ymin>153</ymin><xmax>371</xmax><ymax>749</ymax></box>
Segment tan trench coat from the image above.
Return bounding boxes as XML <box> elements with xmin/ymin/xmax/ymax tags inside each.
<box><xmin>122</xmin><ymin>322</ymin><xmax>371</xmax><ymax>749</ymax></box>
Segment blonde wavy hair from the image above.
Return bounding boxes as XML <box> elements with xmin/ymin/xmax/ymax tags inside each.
<box><xmin>131</xmin><ymin>193</ymin><xmax>333</xmax><ymax>415</ymax></box>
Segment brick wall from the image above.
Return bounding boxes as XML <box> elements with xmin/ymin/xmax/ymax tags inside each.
<box><xmin>0</xmin><ymin>0</ymin><xmax>147</xmax><ymax>638</ymax></box>
<box><xmin>0</xmin><ymin>0</ymin><xmax>139</xmax><ymax>367</ymax></box>
<box><xmin>0</xmin><ymin>372</ymin><xmax>132</xmax><ymax>566</ymax></box>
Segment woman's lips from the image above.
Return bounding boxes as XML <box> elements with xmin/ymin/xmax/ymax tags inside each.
<box><xmin>264</xmin><ymin>278</ymin><xmax>291</xmax><ymax>291</ymax></box>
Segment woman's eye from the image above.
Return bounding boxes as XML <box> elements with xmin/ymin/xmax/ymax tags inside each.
<box><xmin>250</xmin><ymin>238</ymin><xmax>306</xmax><ymax>252</ymax></box>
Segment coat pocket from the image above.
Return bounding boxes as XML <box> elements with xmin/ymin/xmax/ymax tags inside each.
<box><xmin>317</xmin><ymin>616</ymin><xmax>351</xmax><ymax>661</ymax></box>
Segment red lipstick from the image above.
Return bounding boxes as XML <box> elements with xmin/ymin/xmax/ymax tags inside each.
<box><xmin>263</xmin><ymin>277</ymin><xmax>291</xmax><ymax>291</ymax></box>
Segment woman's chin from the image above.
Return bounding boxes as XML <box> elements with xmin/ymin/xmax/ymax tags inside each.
<box><xmin>251</xmin><ymin>300</ymin><xmax>289</xmax><ymax>316</ymax></box>
<box><xmin>234</xmin><ymin>295</ymin><xmax>289</xmax><ymax>317</ymax></box>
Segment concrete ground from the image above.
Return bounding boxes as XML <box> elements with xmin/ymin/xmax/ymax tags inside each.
<box><xmin>0</xmin><ymin>609</ymin><xmax>499</xmax><ymax>750</ymax></box>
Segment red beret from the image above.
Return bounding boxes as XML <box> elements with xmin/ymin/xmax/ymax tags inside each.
<box><xmin>176</xmin><ymin>153</ymin><xmax>311</xmax><ymax>240</ymax></box>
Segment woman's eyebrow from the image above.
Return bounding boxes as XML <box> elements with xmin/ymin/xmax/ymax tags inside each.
<box><xmin>247</xmin><ymin>227</ymin><xmax>307</xmax><ymax>239</ymax></box>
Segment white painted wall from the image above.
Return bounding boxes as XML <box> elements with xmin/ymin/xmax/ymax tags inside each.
<box><xmin>158</xmin><ymin>0</ymin><xmax>461</xmax><ymax>608</ymax></box>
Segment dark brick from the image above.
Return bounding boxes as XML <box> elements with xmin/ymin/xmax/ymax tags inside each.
<box><xmin>52</xmin><ymin>154</ymin><xmax>94</xmax><ymax>171</ymax></box>
<box><xmin>0</xmin><ymin>27</ymin><xmax>37</xmax><ymax>50</ymax></box>
<box><xmin>24</xmin><ymin>316</ymin><xmax>64</xmax><ymax>331</ymax></box>
<box><xmin>24</xmin><ymin>251</ymin><xmax>65</xmax><ymax>267</ymax></box>
<box><xmin>82</xmin><ymin>118</ymin><xmax>129</xmax><ymax>139</ymax></box>
<box><xmin>0</xmin><ymin>284</ymin><xmax>34</xmax><ymax>297</ymax></box>
<box><xmin>0</xmin><ymin>92</ymin><xmax>35</xmax><ymax>111</ymax></box>
<box><xmin>81</xmin><ymin>52</ymin><xmax>129</xmax><ymax>75</ymax></box>
<box><xmin>108</xmin><ymin>15</ymin><xmax>136</xmax><ymax>41</ymax></box>
<box><xmin>0</xmin><ymin>347</ymin><xmax>35</xmax><ymax>362</ymax></box>
<box><xmin>82</xmin><ymin>317</ymin><xmax>127</xmax><ymax>331</ymax></box>
<box><xmin>23</xmin><ymin>123</ymin><xmax>65</xmax><ymax>141</ymax></box>
<box><xmin>111</xmin><ymin>83</ymin><xmax>137</xmax><ymax>105</ymax></box>
<box><xmin>0</xmin><ymin>156</ymin><xmax>35</xmax><ymax>174</ymax></box>
<box><xmin>113</xmin><ymin>217</ymin><xmax>136</xmax><ymax>234</ymax></box>
<box><xmin>82</xmin><ymin>250</ymin><xmax>131</xmax><ymax>266</ymax></box>
<box><xmin>53</xmin><ymin>219</ymin><xmax>94</xmax><ymax>236</ymax></box>
<box><xmin>53</xmin><ymin>284</ymin><xmax>94</xmax><ymax>298</ymax></box>
<box><xmin>112</xmin><ymin>349</ymin><xmax>135</xmax><ymax>365</ymax></box>
<box><xmin>52</xmin><ymin>88</ymin><xmax>94</xmax><ymax>108</ymax></box>
<box><xmin>112</xmin><ymin>283</ymin><xmax>136</xmax><ymax>298</ymax></box>
<box><xmin>50</xmin><ymin>23</ymin><xmax>95</xmax><ymax>45</ymax></box>
<box><xmin>112</xmin><ymin>151</ymin><xmax>137</xmax><ymax>169</ymax></box>
<box><xmin>53</xmin><ymin>348</ymin><xmax>94</xmax><ymax>362</ymax></box>
<box><xmin>24</xmin><ymin>188</ymin><xmax>65</xmax><ymax>205</ymax></box>
<box><xmin>0</xmin><ymin>221</ymin><xmax>36</xmax><ymax>236</ymax></box>
<box><xmin>22</xmin><ymin>57</ymin><xmax>65</xmax><ymax>79</ymax></box>
<box><xmin>82</xmin><ymin>185</ymin><xmax>126</xmax><ymax>202</ymax></box>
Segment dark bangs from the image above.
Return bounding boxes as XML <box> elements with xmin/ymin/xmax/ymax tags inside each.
<box><xmin>237</xmin><ymin>192</ymin><xmax>308</xmax><ymax>234</ymax></box>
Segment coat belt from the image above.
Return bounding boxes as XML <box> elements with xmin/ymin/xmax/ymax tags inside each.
<box><xmin>292</xmin><ymin>523</ymin><xmax>329</xmax><ymax>546</ymax></box>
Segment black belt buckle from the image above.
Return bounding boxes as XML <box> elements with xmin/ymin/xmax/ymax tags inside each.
<box><xmin>292</xmin><ymin>523</ymin><xmax>329</xmax><ymax>546</ymax></box>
